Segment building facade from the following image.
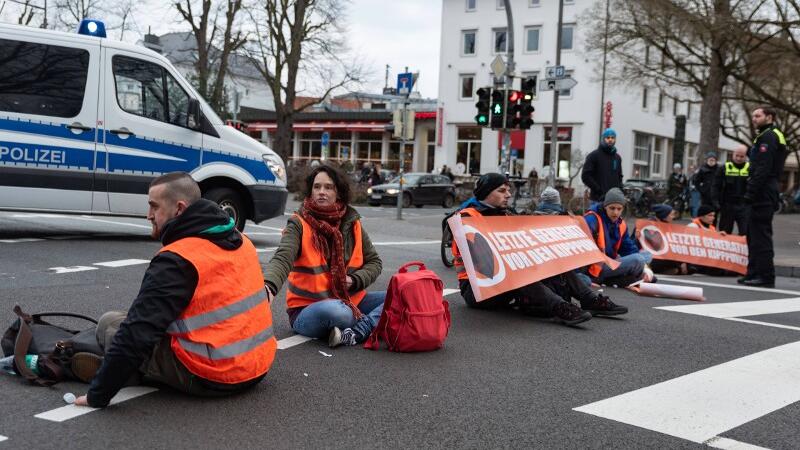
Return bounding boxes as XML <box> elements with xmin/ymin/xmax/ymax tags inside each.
<box><xmin>436</xmin><ymin>0</ymin><xmax>739</xmax><ymax>185</ymax></box>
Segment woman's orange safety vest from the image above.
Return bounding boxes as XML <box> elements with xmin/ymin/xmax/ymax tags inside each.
<box><xmin>584</xmin><ymin>210</ymin><xmax>627</xmax><ymax>277</ymax></box>
<box><xmin>452</xmin><ymin>207</ymin><xmax>480</xmax><ymax>281</ymax></box>
<box><xmin>692</xmin><ymin>218</ymin><xmax>716</xmax><ymax>231</ymax></box>
<box><xmin>160</xmin><ymin>235</ymin><xmax>276</xmax><ymax>384</ymax></box>
<box><xmin>286</xmin><ymin>215</ymin><xmax>366</xmax><ymax>309</ymax></box>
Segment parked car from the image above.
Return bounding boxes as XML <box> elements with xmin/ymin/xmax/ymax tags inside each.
<box><xmin>367</xmin><ymin>173</ymin><xmax>456</xmax><ymax>208</ymax></box>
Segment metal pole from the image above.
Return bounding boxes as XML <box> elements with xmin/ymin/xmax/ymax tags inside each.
<box><xmin>397</xmin><ymin>66</ymin><xmax>409</xmax><ymax>220</ymax></box>
<box><xmin>598</xmin><ymin>0</ymin><xmax>610</xmax><ymax>136</ymax></box>
<box><xmin>502</xmin><ymin>0</ymin><xmax>515</xmax><ymax>175</ymax></box>
<box><xmin>548</xmin><ymin>0</ymin><xmax>565</xmax><ymax>187</ymax></box>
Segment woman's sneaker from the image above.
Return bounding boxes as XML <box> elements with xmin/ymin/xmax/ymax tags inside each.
<box><xmin>581</xmin><ymin>294</ymin><xmax>628</xmax><ymax>316</ymax></box>
<box><xmin>328</xmin><ymin>327</ymin><xmax>357</xmax><ymax>348</ymax></box>
<box><xmin>552</xmin><ymin>302</ymin><xmax>592</xmax><ymax>326</ymax></box>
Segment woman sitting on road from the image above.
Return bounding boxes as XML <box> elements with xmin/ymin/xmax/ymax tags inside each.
<box><xmin>264</xmin><ymin>164</ymin><xmax>384</xmax><ymax>348</ymax></box>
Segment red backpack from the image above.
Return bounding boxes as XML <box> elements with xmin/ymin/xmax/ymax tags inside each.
<box><xmin>364</xmin><ymin>261</ymin><xmax>450</xmax><ymax>352</ymax></box>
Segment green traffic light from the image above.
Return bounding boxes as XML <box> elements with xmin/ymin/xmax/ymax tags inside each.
<box><xmin>476</xmin><ymin>114</ymin><xmax>488</xmax><ymax>124</ymax></box>
<box><xmin>493</xmin><ymin>104</ymin><xmax>502</xmax><ymax>114</ymax></box>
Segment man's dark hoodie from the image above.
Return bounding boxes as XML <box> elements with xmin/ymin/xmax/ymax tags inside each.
<box><xmin>87</xmin><ymin>199</ymin><xmax>262</xmax><ymax>407</ymax></box>
<box><xmin>693</xmin><ymin>162</ymin><xmax>718</xmax><ymax>206</ymax></box>
<box><xmin>581</xmin><ymin>142</ymin><xmax>623</xmax><ymax>202</ymax></box>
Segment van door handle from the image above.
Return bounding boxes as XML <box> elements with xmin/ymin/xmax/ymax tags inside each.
<box><xmin>67</xmin><ymin>122</ymin><xmax>92</xmax><ymax>133</ymax></box>
<box><xmin>109</xmin><ymin>128</ymin><xmax>134</xmax><ymax>138</ymax></box>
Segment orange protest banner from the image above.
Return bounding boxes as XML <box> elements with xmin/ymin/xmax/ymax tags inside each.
<box><xmin>448</xmin><ymin>214</ymin><xmax>618</xmax><ymax>302</ymax></box>
<box><xmin>635</xmin><ymin>220</ymin><xmax>748</xmax><ymax>274</ymax></box>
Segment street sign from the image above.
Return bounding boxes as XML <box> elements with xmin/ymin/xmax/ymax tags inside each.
<box><xmin>538</xmin><ymin>77</ymin><xmax>578</xmax><ymax>92</ymax></box>
<box><xmin>320</xmin><ymin>131</ymin><xmax>330</xmax><ymax>160</ymax></box>
<box><xmin>545</xmin><ymin>65</ymin><xmax>566</xmax><ymax>80</ymax></box>
<box><xmin>397</xmin><ymin>72</ymin><xmax>414</xmax><ymax>95</ymax></box>
<box><xmin>491</xmin><ymin>55</ymin><xmax>507</xmax><ymax>79</ymax></box>
<box><xmin>321</xmin><ymin>131</ymin><xmax>329</xmax><ymax>146</ymax></box>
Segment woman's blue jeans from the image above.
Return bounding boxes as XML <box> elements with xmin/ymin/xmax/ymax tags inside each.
<box><xmin>292</xmin><ymin>291</ymin><xmax>386</xmax><ymax>341</ymax></box>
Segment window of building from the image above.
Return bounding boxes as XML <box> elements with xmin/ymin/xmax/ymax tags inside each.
<box><xmin>0</xmin><ymin>39</ymin><xmax>90</xmax><ymax>118</ymax></box>
<box><xmin>564</xmin><ymin>0</ymin><xmax>574</xmax><ymax>3</ymax></box>
<box><xmin>113</xmin><ymin>55</ymin><xmax>191</xmax><ymax>128</ymax></box>
<box><xmin>521</xmin><ymin>71</ymin><xmax>539</xmax><ymax>97</ymax></box>
<box><xmin>388</xmin><ymin>141</ymin><xmax>414</xmax><ymax>171</ymax></box>
<box><xmin>642</xmin><ymin>87</ymin><xmax>648</xmax><ymax>109</ymax></box>
<box><xmin>653</xmin><ymin>136</ymin><xmax>665</xmax><ymax>176</ymax></box>
<box><xmin>493</xmin><ymin>28</ymin><xmax>508</xmax><ymax>54</ymax></box>
<box><xmin>460</xmin><ymin>74</ymin><xmax>475</xmax><ymax>100</ymax></box>
<box><xmin>633</xmin><ymin>132</ymin><xmax>652</xmax><ymax>178</ymax></box>
<box><xmin>462</xmin><ymin>30</ymin><xmax>477</xmax><ymax>56</ymax></box>
<box><xmin>673</xmin><ymin>97</ymin><xmax>678</xmax><ymax>116</ymax></box>
<box><xmin>356</xmin><ymin>132</ymin><xmax>382</xmax><ymax>166</ymax></box>
<box><xmin>543</xmin><ymin>126</ymin><xmax>573</xmax><ymax>179</ymax></box>
<box><xmin>497</xmin><ymin>0</ymin><xmax>505</xmax><ymax>9</ymax></box>
<box><xmin>529</xmin><ymin>0</ymin><xmax>541</xmax><ymax>6</ymax></box>
<box><xmin>687</xmin><ymin>102</ymin><xmax>693</xmax><ymax>120</ymax></box>
<box><xmin>466</xmin><ymin>0</ymin><xmax>476</xmax><ymax>11</ymax></box>
<box><xmin>559</xmin><ymin>70</ymin><xmax>575</xmax><ymax>97</ymax></box>
<box><xmin>561</xmin><ymin>24</ymin><xmax>575</xmax><ymax>50</ymax></box>
<box><xmin>684</xmin><ymin>142</ymin><xmax>698</xmax><ymax>170</ymax></box>
<box><xmin>524</xmin><ymin>26</ymin><xmax>541</xmax><ymax>53</ymax></box>
<box><xmin>657</xmin><ymin>91</ymin><xmax>664</xmax><ymax>114</ymax></box>
<box><xmin>456</xmin><ymin>126</ymin><xmax>482</xmax><ymax>175</ymax></box>
<box><xmin>644</xmin><ymin>45</ymin><xmax>651</xmax><ymax>66</ymax></box>
<box><xmin>426</xmin><ymin>128</ymin><xmax>436</xmax><ymax>172</ymax></box>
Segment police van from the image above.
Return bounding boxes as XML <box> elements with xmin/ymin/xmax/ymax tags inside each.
<box><xmin>0</xmin><ymin>20</ymin><xmax>287</xmax><ymax>231</ymax></box>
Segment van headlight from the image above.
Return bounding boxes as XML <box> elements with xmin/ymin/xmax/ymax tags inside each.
<box><xmin>262</xmin><ymin>154</ymin><xmax>286</xmax><ymax>182</ymax></box>
<box><xmin>386</xmin><ymin>188</ymin><xmax>399</xmax><ymax>195</ymax></box>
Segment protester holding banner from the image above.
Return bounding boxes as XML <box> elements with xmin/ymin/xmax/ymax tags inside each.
<box><xmin>263</xmin><ymin>164</ymin><xmax>385</xmax><ymax>348</ymax></box>
<box><xmin>581</xmin><ymin>188</ymin><xmax>652</xmax><ymax>287</ymax></box>
<box><xmin>452</xmin><ymin>173</ymin><xmax>627</xmax><ymax>326</ymax></box>
<box><xmin>687</xmin><ymin>205</ymin><xmax>727</xmax><ymax>235</ymax></box>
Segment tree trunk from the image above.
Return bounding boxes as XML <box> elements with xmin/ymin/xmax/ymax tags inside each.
<box><xmin>697</xmin><ymin>1</ymin><xmax>729</xmax><ymax>166</ymax></box>
<box><xmin>272</xmin><ymin>113</ymin><xmax>294</xmax><ymax>162</ymax></box>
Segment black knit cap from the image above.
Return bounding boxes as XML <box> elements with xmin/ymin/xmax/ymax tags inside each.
<box><xmin>474</xmin><ymin>172</ymin><xmax>509</xmax><ymax>201</ymax></box>
<box><xmin>696</xmin><ymin>204</ymin><xmax>715</xmax><ymax>217</ymax></box>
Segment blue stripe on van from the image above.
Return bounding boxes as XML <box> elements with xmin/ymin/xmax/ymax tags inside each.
<box><xmin>0</xmin><ymin>117</ymin><xmax>275</xmax><ymax>182</ymax></box>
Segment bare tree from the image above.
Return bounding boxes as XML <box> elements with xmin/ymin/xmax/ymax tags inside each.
<box><xmin>175</xmin><ymin>0</ymin><xmax>248</xmax><ymax>115</ymax></box>
<box><xmin>568</xmin><ymin>148</ymin><xmax>585</xmax><ymax>189</ymax></box>
<box><xmin>245</xmin><ymin>0</ymin><xmax>364</xmax><ymax>161</ymax></box>
<box><xmin>53</xmin><ymin>0</ymin><xmax>103</xmax><ymax>30</ymax></box>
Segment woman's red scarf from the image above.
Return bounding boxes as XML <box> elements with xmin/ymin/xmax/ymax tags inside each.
<box><xmin>299</xmin><ymin>197</ymin><xmax>363</xmax><ymax>320</ymax></box>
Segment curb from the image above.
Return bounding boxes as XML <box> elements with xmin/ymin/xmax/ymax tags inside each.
<box><xmin>776</xmin><ymin>265</ymin><xmax>800</xmax><ymax>279</ymax></box>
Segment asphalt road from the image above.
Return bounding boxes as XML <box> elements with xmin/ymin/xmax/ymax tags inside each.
<box><xmin>1</xmin><ymin>201</ymin><xmax>800</xmax><ymax>449</ymax></box>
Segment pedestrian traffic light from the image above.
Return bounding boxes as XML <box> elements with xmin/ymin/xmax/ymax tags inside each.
<box><xmin>474</xmin><ymin>87</ymin><xmax>491</xmax><ymax>127</ymax></box>
<box><xmin>490</xmin><ymin>89</ymin><xmax>504</xmax><ymax>129</ymax></box>
<box><xmin>506</xmin><ymin>90</ymin><xmax>522</xmax><ymax>128</ymax></box>
<box><xmin>518</xmin><ymin>77</ymin><xmax>536</xmax><ymax>130</ymax></box>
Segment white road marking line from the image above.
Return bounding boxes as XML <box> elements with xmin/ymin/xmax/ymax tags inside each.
<box><xmin>705</xmin><ymin>436</ymin><xmax>770</xmax><ymax>450</ymax></box>
<box><xmin>373</xmin><ymin>241</ymin><xmax>439</xmax><ymax>246</ymax></box>
<box><xmin>78</xmin><ymin>216</ymin><xmax>151</xmax><ymax>230</ymax></box>
<box><xmin>0</xmin><ymin>238</ymin><xmax>45</xmax><ymax>243</ymax></box>
<box><xmin>247</xmin><ymin>224</ymin><xmax>284</xmax><ymax>231</ymax></box>
<box><xmin>574</xmin><ymin>341</ymin><xmax>800</xmax><ymax>444</ymax></box>
<box><xmin>443</xmin><ymin>288</ymin><xmax>459</xmax><ymax>296</ymax></box>
<box><xmin>12</xmin><ymin>213</ymin><xmax>63</xmax><ymax>218</ymax></box>
<box><xmin>277</xmin><ymin>334</ymin><xmax>313</xmax><ymax>349</ymax></box>
<box><xmin>0</xmin><ymin>435</ymin><xmax>6</xmax><ymax>442</ymax></box>
<box><xmin>659</xmin><ymin>276</ymin><xmax>800</xmax><ymax>296</ymax></box>
<box><xmin>725</xmin><ymin>317</ymin><xmax>800</xmax><ymax>332</ymax></box>
<box><xmin>35</xmin><ymin>386</ymin><xmax>158</xmax><ymax>422</ymax></box>
<box><xmin>50</xmin><ymin>266</ymin><xmax>98</xmax><ymax>274</ymax></box>
<box><xmin>93</xmin><ymin>259</ymin><xmax>150</xmax><ymax>268</ymax></box>
<box><xmin>656</xmin><ymin>297</ymin><xmax>800</xmax><ymax>318</ymax></box>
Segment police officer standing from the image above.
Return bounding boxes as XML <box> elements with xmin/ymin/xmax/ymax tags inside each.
<box><xmin>712</xmin><ymin>145</ymin><xmax>750</xmax><ymax>235</ymax></box>
<box><xmin>740</xmin><ymin>106</ymin><xmax>788</xmax><ymax>287</ymax></box>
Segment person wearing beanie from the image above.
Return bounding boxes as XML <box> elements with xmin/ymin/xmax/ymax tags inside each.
<box><xmin>452</xmin><ymin>174</ymin><xmax>627</xmax><ymax>325</ymax></box>
<box><xmin>687</xmin><ymin>205</ymin><xmax>726</xmax><ymax>234</ymax></box>
<box><xmin>580</xmin><ymin>187</ymin><xmax>653</xmax><ymax>287</ymax></box>
<box><xmin>581</xmin><ymin>128</ymin><xmax>624</xmax><ymax>203</ymax></box>
<box><xmin>691</xmin><ymin>152</ymin><xmax>719</xmax><ymax>214</ymax></box>
<box><xmin>533</xmin><ymin>186</ymin><xmax>564</xmax><ymax>215</ymax></box>
<box><xmin>652</xmin><ymin>204</ymin><xmax>675</xmax><ymax>222</ymax></box>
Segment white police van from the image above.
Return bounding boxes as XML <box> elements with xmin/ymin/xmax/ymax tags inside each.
<box><xmin>0</xmin><ymin>20</ymin><xmax>287</xmax><ymax>231</ymax></box>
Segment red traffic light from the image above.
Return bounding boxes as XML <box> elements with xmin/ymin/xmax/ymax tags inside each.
<box><xmin>508</xmin><ymin>90</ymin><xmax>522</xmax><ymax>102</ymax></box>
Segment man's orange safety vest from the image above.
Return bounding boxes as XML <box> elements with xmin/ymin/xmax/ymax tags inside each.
<box><xmin>452</xmin><ymin>207</ymin><xmax>481</xmax><ymax>281</ymax></box>
<box><xmin>161</xmin><ymin>235</ymin><xmax>276</xmax><ymax>384</ymax></box>
<box><xmin>286</xmin><ymin>215</ymin><xmax>366</xmax><ymax>309</ymax></box>
<box><xmin>584</xmin><ymin>210</ymin><xmax>627</xmax><ymax>277</ymax></box>
<box><xmin>692</xmin><ymin>218</ymin><xmax>716</xmax><ymax>231</ymax></box>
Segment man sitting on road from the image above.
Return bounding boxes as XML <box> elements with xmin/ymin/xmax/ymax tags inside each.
<box><xmin>75</xmin><ymin>172</ymin><xmax>276</xmax><ymax>407</ymax></box>
<box><xmin>580</xmin><ymin>187</ymin><xmax>653</xmax><ymax>287</ymax></box>
<box><xmin>453</xmin><ymin>173</ymin><xmax>627</xmax><ymax>327</ymax></box>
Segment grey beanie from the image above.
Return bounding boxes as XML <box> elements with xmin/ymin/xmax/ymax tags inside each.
<box><xmin>539</xmin><ymin>186</ymin><xmax>561</xmax><ymax>205</ymax></box>
<box><xmin>603</xmin><ymin>187</ymin><xmax>626</xmax><ymax>207</ymax></box>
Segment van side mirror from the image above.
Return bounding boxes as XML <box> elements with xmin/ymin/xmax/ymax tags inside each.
<box><xmin>187</xmin><ymin>98</ymin><xmax>202</xmax><ymax>130</ymax></box>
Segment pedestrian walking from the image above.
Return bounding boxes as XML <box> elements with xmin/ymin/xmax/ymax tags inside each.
<box><xmin>527</xmin><ymin>167</ymin><xmax>539</xmax><ymax>197</ymax></box>
<box><xmin>667</xmin><ymin>163</ymin><xmax>687</xmax><ymax>202</ymax></box>
<box><xmin>712</xmin><ymin>145</ymin><xmax>750</xmax><ymax>235</ymax></box>
<box><xmin>441</xmin><ymin>164</ymin><xmax>455</xmax><ymax>182</ymax></box>
<box><xmin>581</xmin><ymin>128</ymin><xmax>623</xmax><ymax>204</ymax></box>
<box><xmin>692</xmin><ymin>152</ymin><xmax>718</xmax><ymax>211</ymax></box>
<box><xmin>740</xmin><ymin>106</ymin><xmax>789</xmax><ymax>288</ymax></box>
<box><xmin>369</xmin><ymin>162</ymin><xmax>384</xmax><ymax>186</ymax></box>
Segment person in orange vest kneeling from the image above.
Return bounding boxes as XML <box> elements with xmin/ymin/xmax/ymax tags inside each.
<box><xmin>687</xmin><ymin>205</ymin><xmax>727</xmax><ymax>234</ymax></box>
<box><xmin>75</xmin><ymin>172</ymin><xmax>276</xmax><ymax>408</ymax></box>
<box><xmin>579</xmin><ymin>187</ymin><xmax>653</xmax><ymax>287</ymax></box>
<box><xmin>264</xmin><ymin>165</ymin><xmax>384</xmax><ymax>348</ymax></box>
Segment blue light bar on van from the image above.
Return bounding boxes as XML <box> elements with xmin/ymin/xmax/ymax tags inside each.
<box><xmin>77</xmin><ymin>19</ymin><xmax>106</xmax><ymax>38</ymax></box>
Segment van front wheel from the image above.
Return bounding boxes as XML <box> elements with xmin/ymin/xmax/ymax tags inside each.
<box><xmin>204</xmin><ymin>188</ymin><xmax>246</xmax><ymax>231</ymax></box>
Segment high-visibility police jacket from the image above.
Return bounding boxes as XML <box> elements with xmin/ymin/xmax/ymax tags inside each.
<box><xmin>584</xmin><ymin>210</ymin><xmax>627</xmax><ymax>277</ymax></box>
<box><xmin>747</xmin><ymin>124</ymin><xmax>788</xmax><ymax>206</ymax></box>
<box><xmin>286</xmin><ymin>215</ymin><xmax>366</xmax><ymax>309</ymax></box>
<box><xmin>161</xmin><ymin>235</ymin><xmax>276</xmax><ymax>384</ymax></box>
<box><xmin>715</xmin><ymin>162</ymin><xmax>749</xmax><ymax>205</ymax></box>
<box><xmin>691</xmin><ymin>218</ymin><xmax>716</xmax><ymax>231</ymax></box>
<box><xmin>452</xmin><ymin>207</ymin><xmax>481</xmax><ymax>281</ymax></box>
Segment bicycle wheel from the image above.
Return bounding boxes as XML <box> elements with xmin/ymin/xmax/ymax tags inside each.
<box><xmin>441</xmin><ymin>226</ymin><xmax>455</xmax><ymax>268</ymax></box>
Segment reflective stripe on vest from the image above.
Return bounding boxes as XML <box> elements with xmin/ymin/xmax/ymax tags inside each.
<box><xmin>692</xmin><ymin>218</ymin><xmax>716</xmax><ymax>231</ymax></box>
<box><xmin>754</xmin><ymin>127</ymin><xmax>787</xmax><ymax>145</ymax></box>
<box><xmin>452</xmin><ymin>207</ymin><xmax>481</xmax><ymax>281</ymax></box>
<box><xmin>286</xmin><ymin>215</ymin><xmax>366</xmax><ymax>309</ymax></box>
<box><xmin>724</xmin><ymin>162</ymin><xmax>749</xmax><ymax>177</ymax></box>
<box><xmin>584</xmin><ymin>210</ymin><xmax>626</xmax><ymax>278</ymax></box>
<box><xmin>160</xmin><ymin>235</ymin><xmax>276</xmax><ymax>384</ymax></box>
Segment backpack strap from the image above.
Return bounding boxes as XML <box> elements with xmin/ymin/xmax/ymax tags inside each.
<box><xmin>32</xmin><ymin>312</ymin><xmax>98</xmax><ymax>325</ymax></box>
<box><xmin>363</xmin><ymin>279</ymin><xmax>396</xmax><ymax>351</ymax></box>
<box><xmin>11</xmin><ymin>306</ymin><xmax>56</xmax><ymax>386</ymax></box>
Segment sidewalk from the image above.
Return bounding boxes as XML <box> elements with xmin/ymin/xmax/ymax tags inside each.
<box><xmin>773</xmin><ymin>214</ymin><xmax>800</xmax><ymax>278</ymax></box>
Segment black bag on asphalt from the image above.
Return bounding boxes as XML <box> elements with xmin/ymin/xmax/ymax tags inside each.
<box><xmin>2</xmin><ymin>305</ymin><xmax>103</xmax><ymax>386</ymax></box>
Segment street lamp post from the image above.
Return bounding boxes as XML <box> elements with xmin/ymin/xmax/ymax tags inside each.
<box><xmin>501</xmin><ymin>0</ymin><xmax>515</xmax><ymax>175</ymax></box>
<box><xmin>548</xmin><ymin>0</ymin><xmax>565</xmax><ymax>187</ymax></box>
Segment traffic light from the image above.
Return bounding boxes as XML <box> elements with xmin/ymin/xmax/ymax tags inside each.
<box><xmin>490</xmin><ymin>89</ymin><xmax>504</xmax><ymax>129</ymax></box>
<box><xmin>506</xmin><ymin>90</ymin><xmax>522</xmax><ymax>128</ymax></box>
<box><xmin>474</xmin><ymin>87</ymin><xmax>491</xmax><ymax>127</ymax></box>
<box><xmin>518</xmin><ymin>77</ymin><xmax>536</xmax><ymax>130</ymax></box>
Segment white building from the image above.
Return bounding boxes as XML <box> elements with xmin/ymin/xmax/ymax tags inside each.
<box><xmin>435</xmin><ymin>0</ymin><xmax>738</xmax><ymax>185</ymax></box>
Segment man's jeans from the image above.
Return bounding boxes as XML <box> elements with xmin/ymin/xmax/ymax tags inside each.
<box><xmin>292</xmin><ymin>291</ymin><xmax>385</xmax><ymax>340</ymax></box>
<box><xmin>577</xmin><ymin>251</ymin><xmax>652</xmax><ymax>286</ymax></box>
